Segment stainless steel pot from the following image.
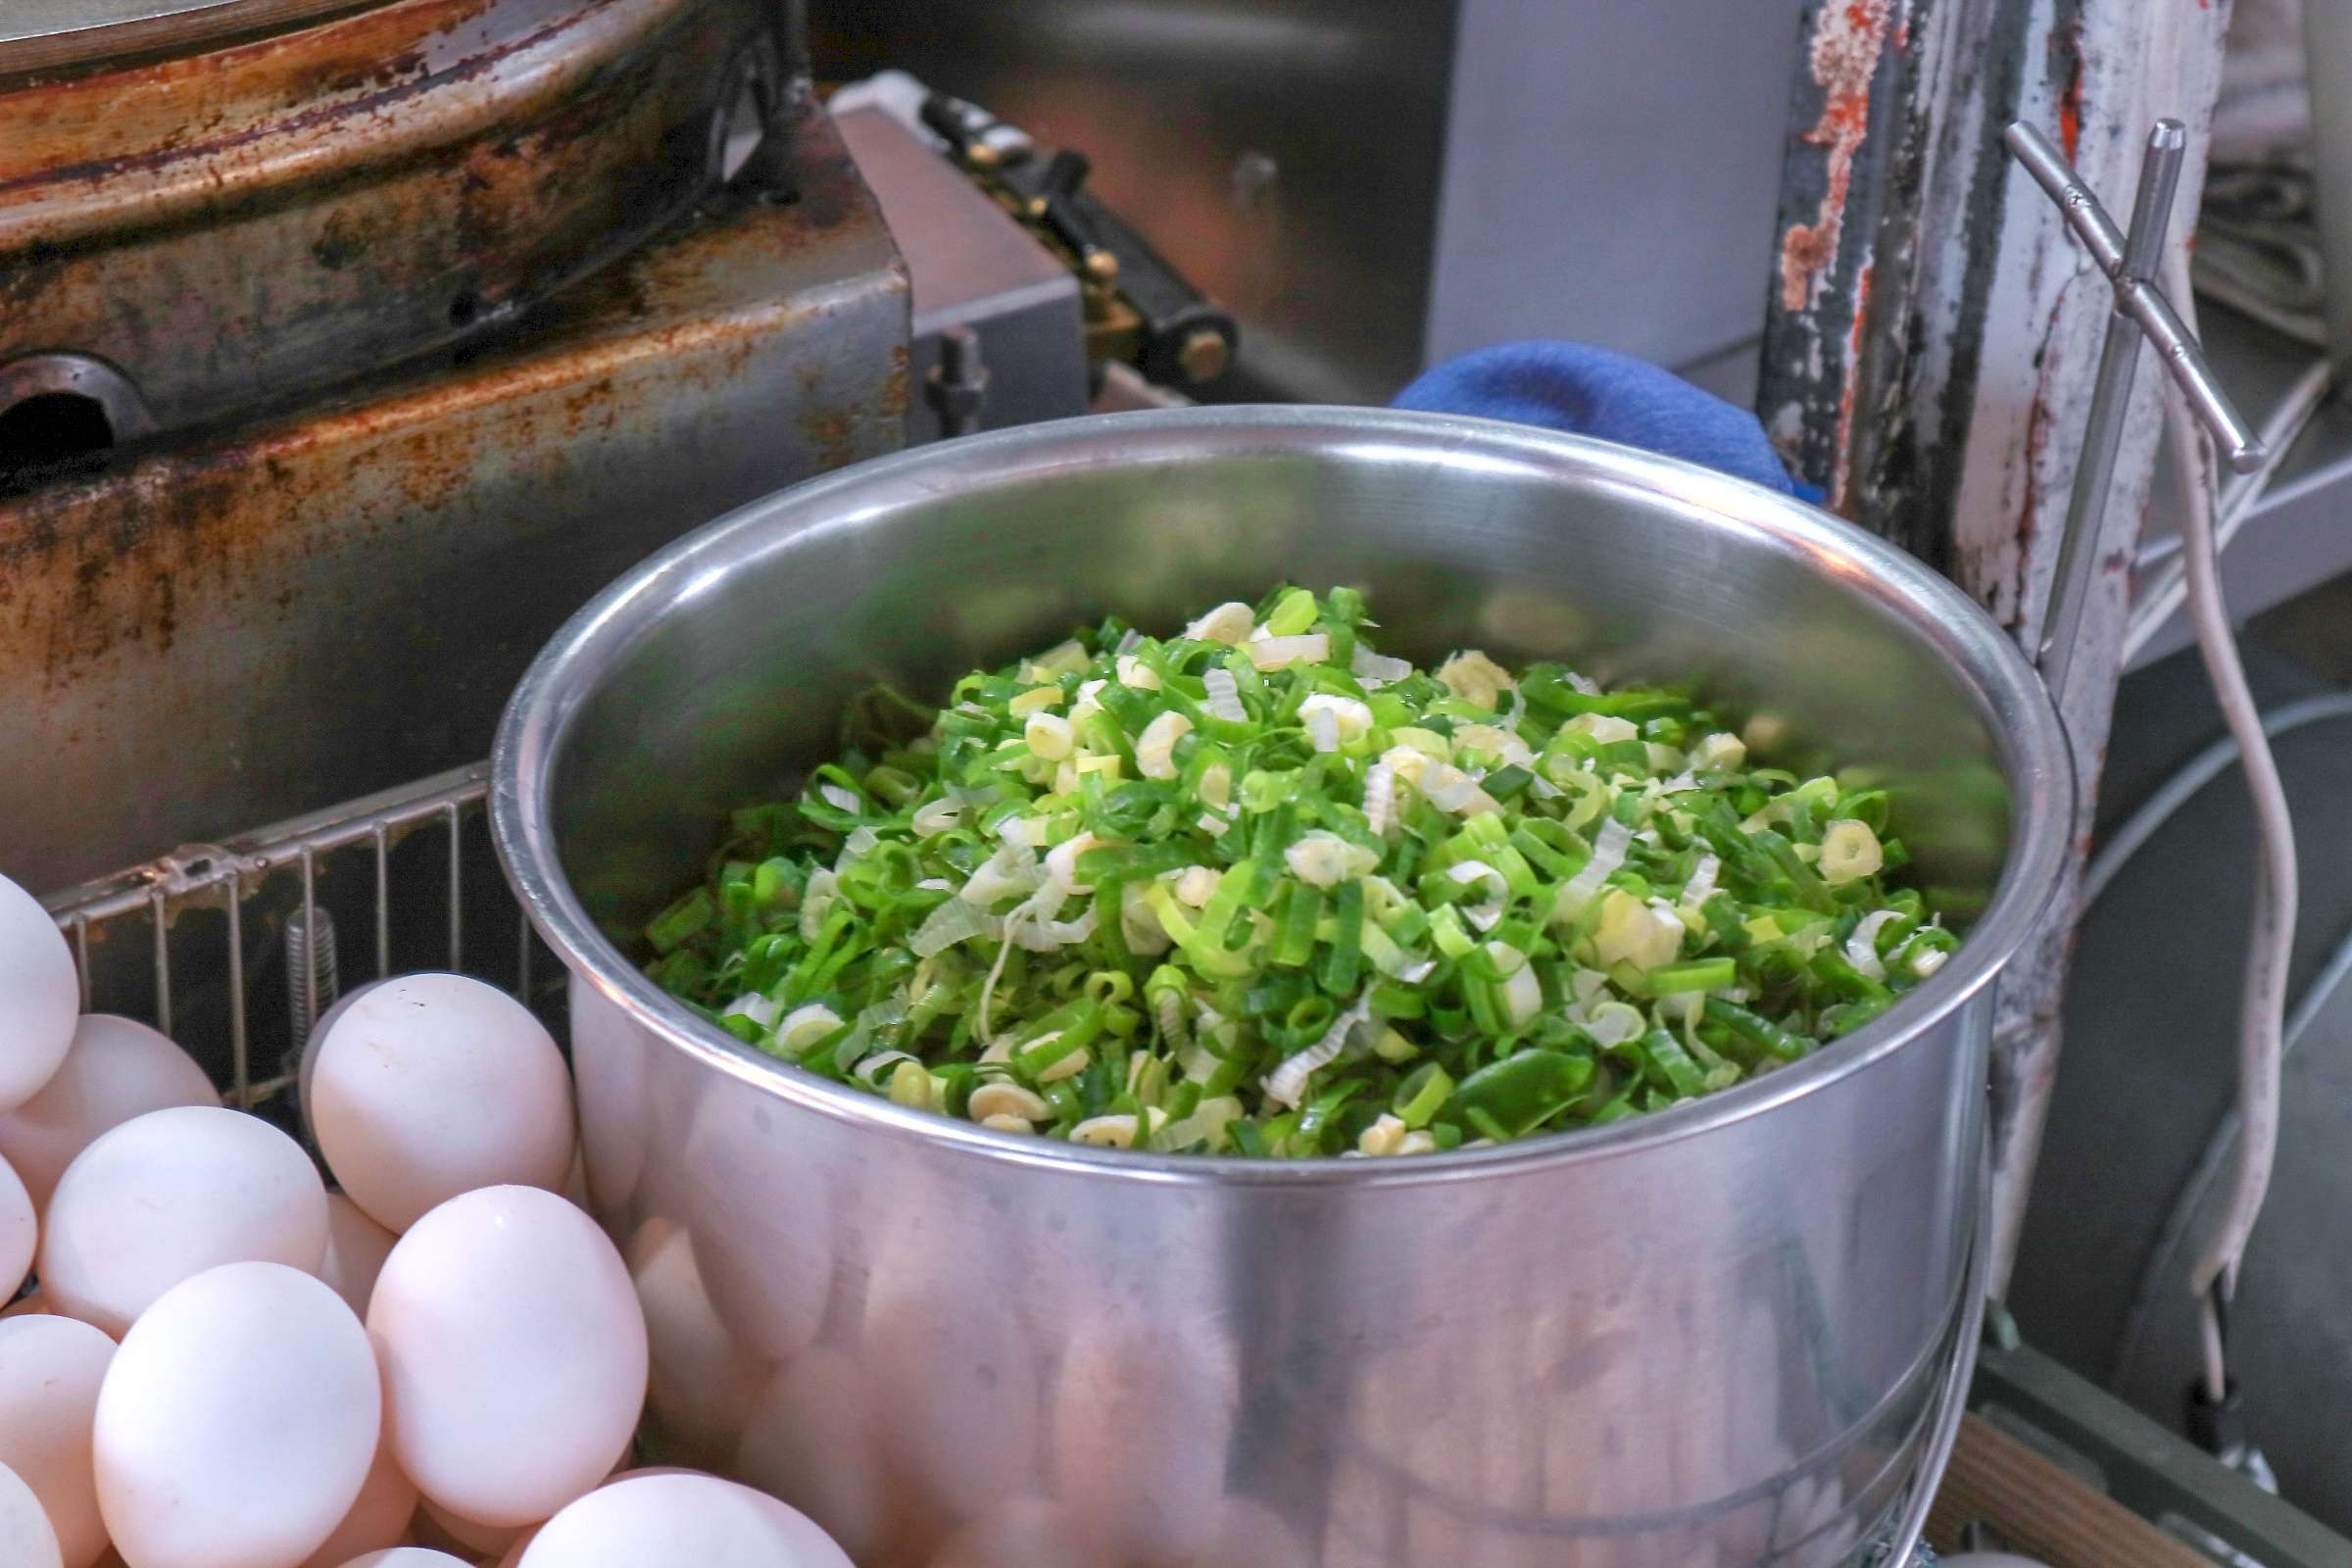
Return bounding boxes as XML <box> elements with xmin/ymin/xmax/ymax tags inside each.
<box><xmin>492</xmin><ymin>408</ymin><xmax>2071</xmax><ymax>1567</ymax></box>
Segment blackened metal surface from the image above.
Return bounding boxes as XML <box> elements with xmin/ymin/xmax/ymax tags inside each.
<box><xmin>0</xmin><ymin>0</ymin><xmax>791</xmax><ymax>452</ymax></box>
<box><xmin>0</xmin><ymin>101</ymin><xmax>908</xmax><ymax>892</ymax></box>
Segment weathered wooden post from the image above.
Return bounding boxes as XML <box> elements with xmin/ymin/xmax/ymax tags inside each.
<box><xmin>1760</xmin><ymin>0</ymin><xmax>2236</xmax><ymax>1291</ymax></box>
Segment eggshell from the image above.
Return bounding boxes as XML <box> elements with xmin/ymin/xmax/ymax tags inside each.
<box><xmin>295</xmin><ymin>980</ymin><xmax>386</xmax><ymax>1140</ymax></box>
<box><xmin>0</xmin><ymin>1458</ymin><xmax>62</xmax><ymax>1568</ymax></box>
<box><xmin>0</xmin><ymin>1314</ymin><xmax>114</xmax><ymax>1568</ymax></box>
<box><xmin>40</xmin><ymin>1105</ymin><xmax>328</xmax><ymax>1338</ymax></box>
<box><xmin>338</xmin><ymin>1553</ymin><xmax>468</xmax><ymax>1568</ymax></box>
<box><xmin>318</xmin><ymin>1195</ymin><xmax>398</xmax><ymax>1318</ymax></box>
<box><xmin>368</xmin><ymin>1186</ymin><xmax>646</xmax><ymax>1528</ymax></box>
<box><xmin>0</xmin><ymin>1152</ymin><xmax>30</xmax><ymax>1301</ymax></box>
<box><xmin>0</xmin><ymin>873</ymin><xmax>76</xmax><ymax>1113</ymax></box>
<box><xmin>484</xmin><ymin>1467</ymin><xmax>678</xmax><ymax>1568</ymax></box>
<box><xmin>312</xmin><ymin>974</ymin><xmax>574</xmax><ymax>1232</ymax></box>
<box><xmin>414</xmin><ymin>1498</ymin><xmax>523</xmax><ymax>1555</ymax></box>
<box><xmin>516</xmin><ymin>1473</ymin><xmax>852</xmax><ymax>1568</ymax></box>
<box><xmin>0</xmin><ymin>1016</ymin><xmax>219</xmax><ymax>1213</ymax></box>
<box><xmin>299</xmin><ymin>1413</ymin><xmax>416</xmax><ymax>1568</ymax></box>
<box><xmin>94</xmin><ymin>1262</ymin><xmax>379</xmax><ymax>1568</ymax></box>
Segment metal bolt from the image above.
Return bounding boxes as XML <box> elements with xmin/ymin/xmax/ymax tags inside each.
<box><xmin>927</xmin><ymin>325</ymin><xmax>990</xmax><ymax>439</ymax></box>
<box><xmin>1176</xmin><ymin>328</ymin><xmax>1229</xmax><ymax>384</ymax></box>
<box><xmin>1231</xmin><ymin>151</ymin><xmax>1279</xmax><ymax>208</ymax></box>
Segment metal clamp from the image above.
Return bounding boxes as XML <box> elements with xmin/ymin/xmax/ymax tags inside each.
<box><xmin>2003</xmin><ymin>121</ymin><xmax>2266</xmax><ymax>692</ymax></box>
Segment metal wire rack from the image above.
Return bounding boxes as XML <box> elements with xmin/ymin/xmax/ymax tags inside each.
<box><xmin>36</xmin><ymin>761</ymin><xmax>547</xmax><ymax>1110</ymax></box>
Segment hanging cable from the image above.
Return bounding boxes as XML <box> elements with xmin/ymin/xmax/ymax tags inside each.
<box><xmin>2112</xmin><ymin>899</ymin><xmax>2352</xmax><ymax>1399</ymax></box>
<box><xmin>2160</xmin><ymin>246</ymin><xmax>2299</xmax><ymax>1315</ymax></box>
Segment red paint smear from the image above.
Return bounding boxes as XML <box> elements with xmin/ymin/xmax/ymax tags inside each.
<box><xmin>2058</xmin><ymin>66</ymin><xmax>2083</xmax><ymax>160</ymax></box>
<box><xmin>1778</xmin><ymin>0</ymin><xmax>1894</xmax><ymax>312</ymax></box>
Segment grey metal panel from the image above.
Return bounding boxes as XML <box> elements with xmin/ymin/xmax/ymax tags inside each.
<box><xmin>832</xmin><ymin>101</ymin><xmax>1089</xmax><ymax>443</ymax></box>
<box><xmin>2129</xmin><ymin>307</ymin><xmax>2352</xmax><ymax>670</ymax></box>
<box><xmin>1424</xmin><ymin>0</ymin><xmax>1809</xmax><ymax>374</ymax></box>
<box><xmin>810</xmin><ymin>0</ymin><xmax>1459</xmax><ymax>405</ymax></box>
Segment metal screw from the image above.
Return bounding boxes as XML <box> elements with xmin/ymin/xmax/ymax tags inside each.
<box><xmin>285</xmin><ymin>904</ymin><xmax>339</xmax><ymax>1057</ymax></box>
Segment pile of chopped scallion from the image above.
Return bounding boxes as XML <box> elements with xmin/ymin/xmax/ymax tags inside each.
<box><xmin>642</xmin><ymin>586</ymin><xmax>1956</xmax><ymax>1157</ymax></box>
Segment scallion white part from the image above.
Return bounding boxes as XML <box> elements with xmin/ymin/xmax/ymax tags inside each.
<box><xmin>1263</xmin><ymin>996</ymin><xmax>1373</xmax><ymax>1107</ymax></box>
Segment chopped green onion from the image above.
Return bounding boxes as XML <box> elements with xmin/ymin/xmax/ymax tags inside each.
<box><xmin>643</xmin><ymin>587</ymin><xmax>1944</xmax><ymax>1155</ymax></box>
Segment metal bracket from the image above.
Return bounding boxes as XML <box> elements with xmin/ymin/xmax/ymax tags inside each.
<box><xmin>2003</xmin><ymin>120</ymin><xmax>2267</xmax><ymax>693</ymax></box>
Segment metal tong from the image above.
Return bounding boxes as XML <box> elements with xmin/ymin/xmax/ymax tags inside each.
<box><xmin>2004</xmin><ymin>120</ymin><xmax>2267</xmax><ymax>691</ymax></box>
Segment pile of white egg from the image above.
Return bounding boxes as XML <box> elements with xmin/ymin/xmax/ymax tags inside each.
<box><xmin>0</xmin><ymin>870</ymin><xmax>854</xmax><ymax>1568</ymax></box>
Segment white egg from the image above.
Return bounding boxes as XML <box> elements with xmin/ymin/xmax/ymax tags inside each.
<box><xmin>317</xmin><ymin>1195</ymin><xmax>398</xmax><ymax>1318</ymax></box>
<box><xmin>0</xmin><ymin>1015</ymin><xmax>219</xmax><ymax>1213</ymax></box>
<box><xmin>483</xmin><ymin>1466</ymin><xmax>681</xmax><ymax>1568</ymax></box>
<box><xmin>0</xmin><ymin>873</ymin><xmax>76</xmax><ymax>1113</ymax></box>
<box><xmin>0</xmin><ymin>1457</ymin><xmax>62</xmax><ymax>1568</ymax></box>
<box><xmin>94</xmin><ymin>1262</ymin><xmax>379</xmax><ymax>1568</ymax></box>
<box><xmin>295</xmin><ymin>980</ymin><xmax>385</xmax><ymax>1139</ymax></box>
<box><xmin>338</xmin><ymin>1552</ymin><xmax>469</xmax><ymax>1568</ymax></box>
<box><xmin>0</xmin><ymin>1152</ymin><xmax>30</xmax><ymax>1301</ymax></box>
<box><xmin>299</xmin><ymin>1415</ymin><xmax>416</xmax><ymax>1568</ymax></box>
<box><xmin>368</xmin><ymin>1186</ymin><xmax>646</xmax><ymax>1528</ymax></box>
<box><xmin>414</xmin><ymin>1497</ymin><xmax>524</xmax><ymax>1556</ymax></box>
<box><xmin>517</xmin><ymin>1472</ymin><xmax>851</xmax><ymax>1568</ymax></box>
<box><xmin>39</xmin><ymin>1105</ymin><xmax>328</xmax><ymax>1338</ymax></box>
<box><xmin>312</xmin><ymin>974</ymin><xmax>575</xmax><ymax>1232</ymax></box>
<box><xmin>0</xmin><ymin>1314</ymin><xmax>112</xmax><ymax>1568</ymax></box>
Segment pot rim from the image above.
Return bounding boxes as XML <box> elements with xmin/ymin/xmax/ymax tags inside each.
<box><xmin>492</xmin><ymin>405</ymin><xmax>2074</xmax><ymax>1189</ymax></box>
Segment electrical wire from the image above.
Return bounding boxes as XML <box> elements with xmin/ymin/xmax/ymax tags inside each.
<box><xmin>2199</xmin><ymin>1287</ymin><xmax>2230</xmax><ymax>1406</ymax></box>
<box><xmin>2112</xmin><ymin>896</ymin><xmax>2352</xmax><ymax>1396</ymax></box>
<box><xmin>2159</xmin><ymin>269</ymin><xmax>2300</xmax><ymax>1308</ymax></box>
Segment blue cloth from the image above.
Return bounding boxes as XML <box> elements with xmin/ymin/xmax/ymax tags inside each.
<box><xmin>1394</xmin><ymin>340</ymin><xmax>1820</xmax><ymax>502</ymax></box>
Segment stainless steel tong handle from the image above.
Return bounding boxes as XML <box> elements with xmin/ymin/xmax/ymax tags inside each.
<box><xmin>2003</xmin><ymin>120</ymin><xmax>2267</xmax><ymax>690</ymax></box>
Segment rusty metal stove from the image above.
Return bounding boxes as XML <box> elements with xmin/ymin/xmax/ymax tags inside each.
<box><xmin>0</xmin><ymin>0</ymin><xmax>909</xmax><ymax>891</ymax></box>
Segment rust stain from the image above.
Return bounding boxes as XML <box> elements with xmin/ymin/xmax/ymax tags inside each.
<box><xmin>1779</xmin><ymin>0</ymin><xmax>1894</xmax><ymax>314</ymax></box>
<box><xmin>0</xmin><ymin>188</ymin><xmax>902</xmax><ymax>685</ymax></box>
<box><xmin>1830</xmin><ymin>261</ymin><xmax>1873</xmax><ymax>514</ymax></box>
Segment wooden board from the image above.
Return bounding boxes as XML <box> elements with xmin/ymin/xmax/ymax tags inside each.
<box><xmin>1928</xmin><ymin>1413</ymin><xmax>2217</xmax><ymax>1568</ymax></box>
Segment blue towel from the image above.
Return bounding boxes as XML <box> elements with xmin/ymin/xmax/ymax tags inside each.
<box><xmin>1394</xmin><ymin>340</ymin><xmax>1820</xmax><ymax>502</ymax></box>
